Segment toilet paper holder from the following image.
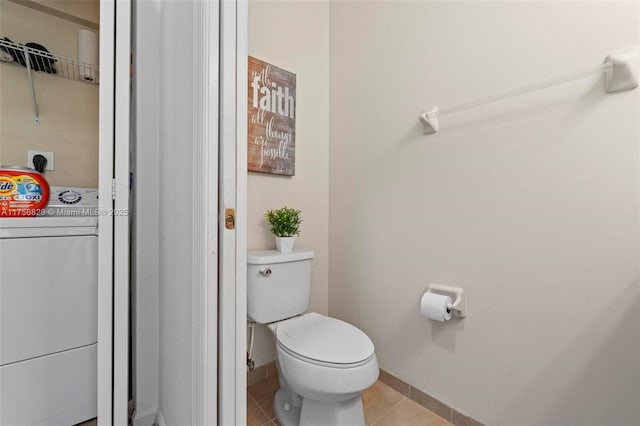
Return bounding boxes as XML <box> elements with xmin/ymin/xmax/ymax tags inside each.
<box><xmin>426</xmin><ymin>284</ymin><xmax>467</xmax><ymax>318</ymax></box>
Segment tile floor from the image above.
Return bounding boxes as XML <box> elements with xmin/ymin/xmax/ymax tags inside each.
<box><xmin>247</xmin><ymin>376</ymin><xmax>453</xmax><ymax>426</ymax></box>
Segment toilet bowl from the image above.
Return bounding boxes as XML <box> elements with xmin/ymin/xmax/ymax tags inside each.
<box><xmin>247</xmin><ymin>249</ymin><xmax>378</xmax><ymax>425</ymax></box>
<box><xmin>268</xmin><ymin>313</ymin><xmax>378</xmax><ymax>425</ymax></box>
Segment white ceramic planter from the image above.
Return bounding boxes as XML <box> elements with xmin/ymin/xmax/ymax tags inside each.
<box><xmin>275</xmin><ymin>236</ymin><xmax>295</xmax><ymax>253</ymax></box>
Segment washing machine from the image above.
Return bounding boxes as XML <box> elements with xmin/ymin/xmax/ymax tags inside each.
<box><xmin>0</xmin><ymin>187</ymin><xmax>99</xmax><ymax>426</ymax></box>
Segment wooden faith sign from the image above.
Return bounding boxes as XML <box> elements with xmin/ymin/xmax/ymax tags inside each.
<box><xmin>248</xmin><ymin>56</ymin><xmax>296</xmax><ymax>176</ymax></box>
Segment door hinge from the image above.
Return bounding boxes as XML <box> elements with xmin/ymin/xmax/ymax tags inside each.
<box><xmin>112</xmin><ymin>179</ymin><xmax>117</xmax><ymax>200</ymax></box>
<box><xmin>225</xmin><ymin>208</ymin><xmax>235</xmax><ymax>230</ymax></box>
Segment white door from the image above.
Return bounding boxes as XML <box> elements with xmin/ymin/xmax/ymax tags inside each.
<box><xmin>101</xmin><ymin>1</ymin><xmax>248</xmax><ymax>423</ymax></box>
<box><xmin>219</xmin><ymin>1</ymin><xmax>248</xmax><ymax>424</ymax></box>
<box><xmin>98</xmin><ymin>0</ymin><xmax>130</xmax><ymax>424</ymax></box>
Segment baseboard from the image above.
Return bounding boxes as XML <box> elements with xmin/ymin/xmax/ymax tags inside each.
<box><xmin>155</xmin><ymin>410</ymin><xmax>166</xmax><ymax>426</ymax></box>
<box><xmin>133</xmin><ymin>407</ymin><xmax>157</xmax><ymax>426</ymax></box>
<box><xmin>247</xmin><ymin>360</ymin><xmax>277</xmax><ymax>386</ymax></box>
<box><xmin>378</xmin><ymin>369</ymin><xmax>484</xmax><ymax>426</ymax></box>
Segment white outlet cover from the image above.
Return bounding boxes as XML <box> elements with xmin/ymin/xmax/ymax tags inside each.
<box><xmin>27</xmin><ymin>150</ymin><xmax>54</xmax><ymax>171</ymax></box>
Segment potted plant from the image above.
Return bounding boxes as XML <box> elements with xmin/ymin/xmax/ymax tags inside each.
<box><xmin>265</xmin><ymin>207</ymin><xmax>302</xmax><ymax>252</ymax></box>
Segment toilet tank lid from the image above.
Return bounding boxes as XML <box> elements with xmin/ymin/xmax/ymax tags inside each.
<box><xmin>247</xmin><ymin>249</ymin><xmax>314</xmax><ymax>265</ymax></box>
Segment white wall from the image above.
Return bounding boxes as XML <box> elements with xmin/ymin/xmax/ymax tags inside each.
<box><xmin>248</xmin><ymin>0</ymin><xmax>330</xmax><ymax>367</ymax></box>
<box><xmin>0</xmin><ymin>0</ymin><xmax>99</xmax><ymax>187</ymax></box>
<box><xmin>329</xmin><ymin>2</ymin><xmax>640</xmax><ymax>425</ymax></box>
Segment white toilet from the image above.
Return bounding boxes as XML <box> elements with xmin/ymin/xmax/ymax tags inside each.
<box><xmin>248</xmin><ymin>249</ymin><xmax>378</xmax><ymax>426</ymax></box>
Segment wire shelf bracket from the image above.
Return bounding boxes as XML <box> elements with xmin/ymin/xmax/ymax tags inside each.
<box><xmin>419</xmin><ymin>46</ymin><xmax>640</xmax><ymax>135</ymax></box>
<box><xmin>0</xmin><ymin>38</ymin><xmax>99</xmax><ymax>124</ymax></box>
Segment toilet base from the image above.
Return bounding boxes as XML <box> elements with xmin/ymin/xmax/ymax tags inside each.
<box><xmin>274</xmin><ymin>388</ymin><xmax>365</xmax><ymax>426</ymax></box>
<box><xmin>274</xmin><ymin>388</ymin><xmax>301</xmax><ymax>426</ymax></box>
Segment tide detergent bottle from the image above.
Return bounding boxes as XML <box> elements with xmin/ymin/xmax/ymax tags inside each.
<box><xmin>0</xmin><ymin>167</ymin><xmax>50</xmax><ymax>217</ymax></box>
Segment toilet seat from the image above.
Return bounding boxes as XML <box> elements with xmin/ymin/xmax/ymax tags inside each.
<box><xmin>277</xmin><ymin>342</ymin><xmax>376</xmax><ymax>369</ymax></box>
<box><xmin>275</xmin><ymin>313</ymin><xmax>375</xmax><ymax>367</ymax></box>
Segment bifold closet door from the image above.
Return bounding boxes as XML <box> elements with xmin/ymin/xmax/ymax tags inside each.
<box><xmin>218</xmin><ymin>0</ymin><xmax>248</xmax><ymax>424</ymax></box>
<box><xmin>98</xmin><ymin>0</ymin><xmax>130</xmax><ymax>425</ymax></box>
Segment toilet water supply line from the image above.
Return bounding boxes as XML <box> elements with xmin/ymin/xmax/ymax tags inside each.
<box><xmin>247</xmin><ymin>321</ymin><xmax>256</xmax><ymax>371</ymax></box>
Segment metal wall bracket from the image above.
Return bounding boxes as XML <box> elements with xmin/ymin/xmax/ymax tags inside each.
<box><xmin>605</xmin><ymin>46</ymin><xmax>640</xmax><ymax>93</ymax></box>
<box><xmin>419</xmin><ymin>106</ymin><xmax>439</xmax><ymax>134</ymax></box>
<box><xmin>24</xmin><ymin>53</ymin><xmax>40</xmax><ymax>124</ymax></box>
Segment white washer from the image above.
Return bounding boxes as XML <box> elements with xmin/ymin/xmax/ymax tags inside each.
<box><xmin>0</xmin><ymin>187</ymin><xmax>98</xmax><ymax>426</ymax></box>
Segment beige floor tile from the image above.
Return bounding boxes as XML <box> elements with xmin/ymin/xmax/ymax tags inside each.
<box><xmin>75</xmin><ymin>419</ymin><xmax>97</xmax><ymax>426</ymax></box>
<box><xmin>248</xmin><ymin>393</ymin><xmax>271</xmax><ymax>426</ymax></box>
<box><xmin>372</xmin><ymin>399</ymin><xmax>453</xmax><ymax>426</ymax></box>
<box><xmin>362</xmin><ymin>380</ymin><xmax>406</xmax><ymax>425</ymax></box>
<box><xmin>248</xmin><ymin>375</ymin><xmax>280</xmax><ymax>420</ymax></box>
<box><xmin>247</xmin><ymin>375</ymin><xmax>453</xmax><ymax>426</ymax></box>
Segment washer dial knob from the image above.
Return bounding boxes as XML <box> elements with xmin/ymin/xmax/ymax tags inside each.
<box><xmin>58</xmin><ymin>190</ymin><xmax>82</xmax><ymax>204</ymax></box>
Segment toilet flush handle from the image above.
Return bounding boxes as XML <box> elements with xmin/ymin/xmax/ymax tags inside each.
<box><xmin>259</xmin><ymin>267</ymin><xmax>272</xmax><ymax>276</ymax></box>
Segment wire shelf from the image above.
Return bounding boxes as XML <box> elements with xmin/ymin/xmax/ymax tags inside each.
<box><xmin>0</xmin><ymin>38</ymin><xmax>99</xmax><ymax>84</ymax></box>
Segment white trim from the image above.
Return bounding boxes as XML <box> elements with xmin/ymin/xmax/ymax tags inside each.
<box><xmin>132</xmin><ymin>408</ymin><xmax>157</xmax><ymax>426</ymax></box>
<box><xmin>219</xmin><ymin>1</ymin><xmax>249</xmax><ymax>423</ymax></box>
<box><xmin>113</xmin><ymin>0</ymin><xmax>132</xmax><ymax>424</ymax></box>
<box><xmin>192</xmin><ymin>0</ymin><xmax>219</xmax><ymax>424</ymax></box>
<box><xmin>191</xmin><ymin>1</ymin><xmax>204</xmax><ymax>421</ymax></box>
<box><xmin>155</xmin><ymin>411</ymin><xmax>167</xmax><ymax>426</ymax></box>
<box><xmin>218</xmin><ymin>0</ymin><xmax>248</xmax><ymax>423</ymax></box>
<box><xmin>218</xmin><ymin>0</ymin><xmax>236</xmax><ymax>419</ymax></box>
<box><xmin>97</xmin><ymin>1</ymin><xmax>115</xmax><ymax>425</ymax></box>
<box><xmin>204</xmin><ymin>0</ymin><xmax>220</xmax><ymax>423</ymax></box>
<box><xmin>235</xmin><ymin>0</ymin><xmax>249</xmax><ymax>422</ymax></box>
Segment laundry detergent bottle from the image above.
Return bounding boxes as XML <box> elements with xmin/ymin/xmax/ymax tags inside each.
<box><xmin>0</xmin><ymin>167</ymin><xmax>50</xmax><ymax>217</ymax></box>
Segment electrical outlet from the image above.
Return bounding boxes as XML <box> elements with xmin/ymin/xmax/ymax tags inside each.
<box><xmin>27</xmin><ymin>150</ymin><xmax>54</xmax><ymax>171</ymax></box>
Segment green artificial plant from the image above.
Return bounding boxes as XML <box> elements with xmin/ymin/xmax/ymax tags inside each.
<box><xmin>265</xmin><ymin>207</ymin><xmax>302</xmax><ymax>237</ymax></box>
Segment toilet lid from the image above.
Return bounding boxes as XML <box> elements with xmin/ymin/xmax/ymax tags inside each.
<box><xmin>276</xmin><ymin>313</ymin><xmax>375</xmax><ymax>365</ymax></box>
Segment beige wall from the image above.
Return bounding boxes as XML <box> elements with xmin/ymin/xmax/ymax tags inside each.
<box><xmin>329</xmin><ymin>2</ymin><xmax>640</xmax><ymax>425</ymax></box>
<box><xmin>30</xmin><ymin>0</ymin><xmax>100</xmax><ymax>25</ymax></box>
<box><xmin>0</xmin><ymin>0</ymin><xmax>99</xmax><ymax>187</ymax></box>
<box><xmin>248</xmin><ymin>0</ymin><xmax>330</xmax><ymax>367</ymax></box>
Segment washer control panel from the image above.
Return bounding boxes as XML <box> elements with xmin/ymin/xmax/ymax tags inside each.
<box><xmin>46</xmin><ymin>187</ymin><xmax>98</xmax><ymax>216</ymax></box>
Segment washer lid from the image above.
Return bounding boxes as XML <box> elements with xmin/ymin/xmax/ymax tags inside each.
<box><xmin>276</xmin><ymin>313</ymin><xmax>375</xmax><ymax>365</ymax></box>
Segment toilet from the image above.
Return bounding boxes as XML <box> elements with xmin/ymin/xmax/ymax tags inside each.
<box><xmin>248</xmin><ymin>249</ymin><xmax>378</xmax><ymax>426</ymax></box>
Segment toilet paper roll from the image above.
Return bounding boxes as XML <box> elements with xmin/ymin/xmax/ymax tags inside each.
<box><xmin>78</xmin><ymin>29</ymin><xmax>98</xmax><ymax>81</ymax></box>
<box><xmin>420</xmin><ymin>292</ymin><xmax>452</xmax><ymax>322</ymax></box>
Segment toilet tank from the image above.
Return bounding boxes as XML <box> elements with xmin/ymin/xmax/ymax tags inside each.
<box><xmin>247</xmin><ymin>249</ymin><xmax>314</xmax><ymax>324</ymax></box>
